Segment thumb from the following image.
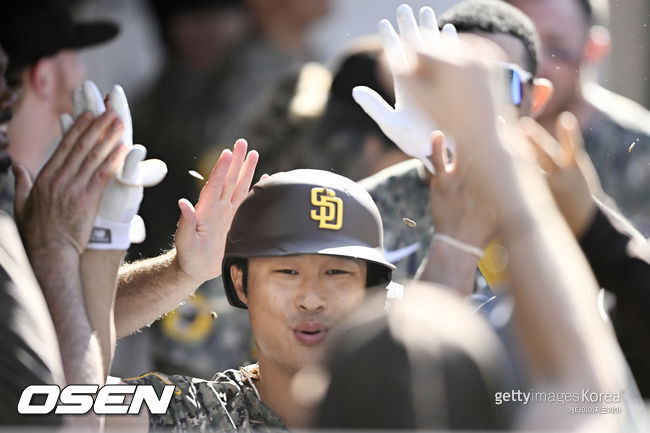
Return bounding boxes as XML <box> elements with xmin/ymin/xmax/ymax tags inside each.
<box><xmin>352</xmin><ymin>86</ymin><xmax>395</xmax><ymax>130</ymax></box>
<box><xmin>175</xmin><ymin>198</ymin><xmax>197</xmax><ymax>245</ymax></box>
<box><xmin>12</xmin><ymin>164</ymin><xmax>32</xmax><ymax>219</ymax></box>
<box><xmin>556</xmin><ymin>111</ymin><xmax>583</xmax><ymax>164</ymax></box>
<box><xmin>138</xmin><ymin>158</ymin><xmax>168</xmax><ymax>187</ymax></box>
<box><xmin>119</xmin><ymin>144</ymin><xmax>146</xmax><ymax>185</ymax></box>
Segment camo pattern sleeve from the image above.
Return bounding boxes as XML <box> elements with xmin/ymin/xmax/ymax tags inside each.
<box><xmin>123</xmin><ymin>366</ymin><xmax>285</xmax><ymax>432</ymax></box>
<box><xmin>360</xmin><ymin>159</ymin><xmax>433</xmax><ymax>281</ymax></box>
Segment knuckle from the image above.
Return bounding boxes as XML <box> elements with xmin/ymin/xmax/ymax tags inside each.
<box><xmin>86</xmin><ymin>150</ymin><xmax>99</xmax><ymax>163</ymax></box>
<box><xmin>58</xmin><ymin>138</ymin><xmax>73</xmax><ymax>151</ymax></box>
<box><xmin>67</xmin><ymin>183</ymin><xmax>83</xmax><ymax>199</ymax></box>
<box><xmin>77</xmin><ymin>137</ymin><xmax>91</xmax><ymax>151</ymax></box>
<box><xmin>48</xmin><ymin>174</ymin><xmax>65</xmax><ymax>193</ymax></box>
<box><xmin>96</xmin><ymin>167</ymin><xmax>112</xmax><ymax>182</ymax></box>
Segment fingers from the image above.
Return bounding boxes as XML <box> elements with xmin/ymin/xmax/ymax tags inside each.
<box><xmin>138</xmin><ymin>159</ymin><xmax>168</xmax><ymax>187</ymax></box>
<box><xmin>85</xmin><ymin>141</ymin><xmax>129</xmax><ymax>199</ymax></box>
<box><xmin>196</xmin><ymin>139</ymin><xmax>259</xmax><ymax>210</ymax></box>
<box><xmin>555</xmin><ymin>111</ymin><xmax>583</xmax><ymax>164</ymax></box>
<box><xmin>75</xmin><ymin>118</ymin><xmax>125</xmax><ymax>187</ymax></box>
<box><xmin>60</xmin><ymin>113</ymin><xmax>74</xmax><ymax>136</ymax></box>
<box><xmin>429</xmin><ymin>131</ymin><xmax>448</xmax><ymax>176</ymax></box>
<box><xmin>120</xmin><ymin>145</ymin><xmax>147</xmax><ymax>185</ymax></box>
<box><xmin>419</xmin><ymin>7</ymin><xmax>441</xmax><ymax>54</ymax></box>
<box><xmin>378</xmin><ymin>19</ymin><xmax>410</xmax><ymax>74</ymax></box>
<box><xmin>231</xmin><ymin>149</ymin><xmax>259</xmax><ymax>204</ymax></box>
<box><xmin>129</xmin><ymin>214</ymin><xmax>146</xmax><ymax>244</ymax></box>
<box><xmin>58</xmin><ymin>110</ymin><xmax>118</xmax><ymax>183</ymax></box>
<box><xmin>73</xmin><ymin>81</ymin><xmax>105</xmax><ymax>117</ymax></box>
<box><xmin>72</xmin><ymin>86</ymin><xmax>85</xmax><ymax>118</ymax></box>
<box><xmin>197</xmin><ymin>148</ymin><xmax>234</xmax><ymax>205</ymax></box>
<box><xmin>108</xmin><ymin>85</ymin><xmax>133</xmax><ymax>147</ymax></box>
<box><xmin>12</xmin><ymin>164</ymin><xmax>32</xmax><ymax>221</ymax></box>
<box><xmin>519</xmin><ymin>116</ymin><xmax>560</xmax><ymax>173</ymax></box>
<box><xmin>352</xmin><ymin>86</ymin><xmax>395</xmax><ymax>129</ymax></box>
<box><xmin>441</xmin><ymin>23</ymin><xmax>459</xmax><ymax>48</ymax></box>
<box><xmin>396</xmin><ymin>4</ymin><xmax>424</xmax><ymax>52</ymax></box>
<box><xmin>220</xmin><ymin>139</ymin><xmax>248</xmax><ymax>200</ymax></box>
<box><xmin>175</xmin><ymin>198</ymin><xmax>197</xmax><ymax>243</ymax></box>
<box><xmin>41</xmin><ymin>111</ymin><xmax>94</xmax><ymax>177</ymax></box>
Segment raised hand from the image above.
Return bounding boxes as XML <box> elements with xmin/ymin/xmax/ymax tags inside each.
<box><xmin>62</xmin><ymin>81</ymin><xmax>167</xmax><ymax>250</ymax></box>
<box><xmin>174</xmin><ymin>139</ymin><xmax>259</xmax><ymax>284</ymax></box>
<box><xmin>15</xmin><ymin>111</ymin><xmax>127</xmax><ymax>257</ymax></box>
<box><xmin>428</xmin><ymin>131</ymin><xmax>497</xmax><ymax>249</ymax></box>
<box><xmin>352</xmin><ymin>4</ymin><xmax>458</xmax><ymax>173</ymax></box>
<box><xmin>520</xmin><ymin>113</ymin><xmax>602</xmax><ymax>236</ymax></box>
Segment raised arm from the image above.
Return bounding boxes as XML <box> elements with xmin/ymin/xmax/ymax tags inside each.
<box><xmin>114</xmin><ymin>139</ymin><xmax>258</xmax><ymax>337</ymax></box>
<box><xmin>522</xmin><ymin>112</ymin><xmax>650</xmax><ymax>397</ymax></box>
<box><xmin>14</xmin><ymin>109</ymin><xmax>127</xmax><ymax>429</ymax></box>
<box><xmin>400</xmin><ymin>37</ymin><xmax>626</xmax><ymax>429</ymax></box>
<box><xmin>415</xmin><ymin>131</ymin><xmax>494</xmax><ymax>296</ymax></box>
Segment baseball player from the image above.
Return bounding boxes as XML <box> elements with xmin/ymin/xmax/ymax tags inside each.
<box><xmin>112</xmin><ymin>168</ymin><xmax>395</xmax><ymax>430</ymax></box>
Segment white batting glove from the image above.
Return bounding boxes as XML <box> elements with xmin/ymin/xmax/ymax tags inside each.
<box><xmin>352</xmin><ymin>4</ymin><xmax>458</xmax><ymax>173</ymax></box>
<box><xmin>61</xmin><ymin>80</ymin><xmax>167</xmax><ymax>250</ymax></box>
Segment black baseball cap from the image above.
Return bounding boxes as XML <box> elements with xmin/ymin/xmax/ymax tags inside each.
<box><xmin>0</xmin><ymin>0</ymin><xmax>118</xmax><ymax>70</ymax></box>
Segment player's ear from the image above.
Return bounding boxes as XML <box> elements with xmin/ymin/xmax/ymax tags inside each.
<box><xmin>584</xmin><ymin>25</ymin><xmax>611</xmax><ymax>64</ymax></box>
<box><xmin>231</xmin><ymin>265</ymin><xmax>248</xmax><ymax>306</ymax></box>
<box><xmin>27</xmin><ymin>58</ymin><xmax>57</xmax><ymax>100</ymax></box>
<box><xmin>530</xmin><ymin>77</ymin><xmax>553</xmax><ymax>118</ymax></box>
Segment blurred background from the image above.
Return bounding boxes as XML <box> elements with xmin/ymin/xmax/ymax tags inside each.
<box><xmin>76</xmin><ymin>0</ymin><xmax>649</xmax><ymax>107</ymax></box>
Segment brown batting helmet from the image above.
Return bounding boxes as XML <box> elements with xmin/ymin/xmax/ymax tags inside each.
<box><xmin>222</xmin><ymin>169</ymin><xmax>395</xmax><ymax>308</ymax></box>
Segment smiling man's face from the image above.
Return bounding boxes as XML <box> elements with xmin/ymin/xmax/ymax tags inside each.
<box><xmin>232</xmin><ymin>254</ymin><xmax>367</xmax><ymax>373</ymax></box>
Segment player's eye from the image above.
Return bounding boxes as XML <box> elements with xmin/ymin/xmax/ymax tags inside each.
<box><xmin>325</xmin><ymin>269</ymin><xmax>350</xmax><ymax>275</ymax></box>
<box><xmin>276</xmin><ymin>269</ymin><xmax>299</xmax><ymax>275</ymax></box>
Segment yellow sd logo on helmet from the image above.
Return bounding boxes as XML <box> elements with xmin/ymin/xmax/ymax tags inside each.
<box><xmin>310</xmin><ymin>187</ymin><xmax>343</xmax><ymax>230</ymax></box>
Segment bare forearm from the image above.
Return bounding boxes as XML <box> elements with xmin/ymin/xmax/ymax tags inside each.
<box><xmin>29</xmin><ymin>249</ymin><xmax>105</xmax><ymax>386</ymax></box>
<box><xmin>81</xmin><ymin>249</ymin><xmax>124</xmax><ymax>375</ymax></box>
<box><xmin>115</xmin><ymin>249</ymin><xmax>201</xmax><ymax>338</ymax></box>
<box><xmin>416</xmin><ymin>240</ymin><xmax>479</xmax><ymax>297</ymax></box>
<box><xmin>496</xmin><ymin>167</ymin><xmax>622</xmax><ymax>388</ymax></box>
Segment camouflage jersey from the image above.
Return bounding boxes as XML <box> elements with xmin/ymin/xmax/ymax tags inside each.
<box><xmin>360</xmin><ymin>159</ymin><xmax>490</xmax><ymax>297</ymax></box>
<box><xmin>124</xmin><ymin>365</ymin><xmax>285</xmax><ymax>432</ymax></box>
<box><xmin>359</xmin><ymin>159</ymin><xmax>433</xmax><ymax>282</ymax></box>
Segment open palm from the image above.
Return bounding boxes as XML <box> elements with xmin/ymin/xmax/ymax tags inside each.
<box><xmin>352</xmin><ymin>4</ymin><xmax>458</xmax><ymax>173</ymax></box>
<box><xmin>174</xmin><ymin>139</ymin><xmax>259</xmax><ymax>284</ymax></box>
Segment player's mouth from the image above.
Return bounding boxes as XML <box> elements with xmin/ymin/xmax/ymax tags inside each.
<box><xmin>293</xmin><ymin>321</ymin><xmax>329</xmax><ymax>345</ymax></box>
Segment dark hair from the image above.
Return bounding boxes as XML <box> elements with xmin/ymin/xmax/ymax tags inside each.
<box><xmin>306</xmin><ymin>44</ymin><xmax>397</xmax><ymax>179</ymax></box>
<box><xmin>577</xmin><ymin>0</ymin><xmax>593</xmax><ymax>23</ymax></box>
<box><xmin>226</xmin><ymin>257</ymin><xmax>391</xmax><ymax>299</ymax></box>
<box><xmin>439</xmin><ymin>0</ymin><xmax>540</xmax><ymax>75</ymax></box>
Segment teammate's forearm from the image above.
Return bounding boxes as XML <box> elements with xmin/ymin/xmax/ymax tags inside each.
<box><xmin>495</xmin><ymin>165</ymin><xmax>622</xmax><ymax>389</ymax></box>
<box><xmin>416</xmin><ymin>240</ymin><xmax>478</xmax><ymax>297</ymax></box>
<box><xmin>27</xmin><ymin>245</ymin><xmax>106</xmax><ymax>433</ymax></box>
<box><xmin>81</xmin><ymin>249</ymin><xmax>124</xmax><ymax>375</ymax></box>
<box><xmin>115</xmin><ymin>248</ymin><xmax>201</xmax><ymax>338</ymax></box>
